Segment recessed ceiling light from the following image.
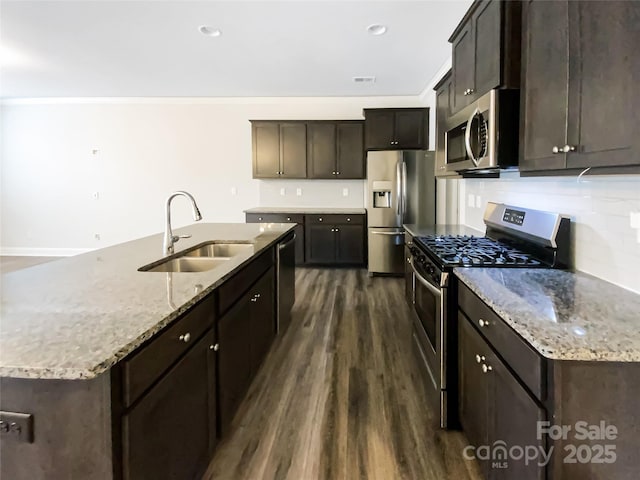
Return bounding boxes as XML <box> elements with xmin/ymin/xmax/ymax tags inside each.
<box><xmin>367</xmin><ymin>24</ymin><xmax>387</xmax><ymax>36</ymax></box>
<box><xmin>199</xmin><ymin>26</ymin><xmax>222</xmax><ymax>37</ymax></box>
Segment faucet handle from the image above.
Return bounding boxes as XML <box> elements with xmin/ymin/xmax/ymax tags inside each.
<box><xmin>178</xmin><ymin>234</ymin><xmax>192</xmax><ymax>239</ymax></box>
<box><xmin>171</xmin><ymin>234</ymin><xmax>191</xmax><ymax>243</ymax></box>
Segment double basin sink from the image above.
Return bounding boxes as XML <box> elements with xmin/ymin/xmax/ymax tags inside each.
<box><xmin>139</xmin><ymin>242</ymin><xmax>255</xmax><ymax>273</ymax></box>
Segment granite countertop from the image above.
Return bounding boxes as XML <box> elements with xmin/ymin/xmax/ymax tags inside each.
<box><xmin>403</xmin><ymin>223</ymin><xmax>484</xmax><ymax>238</ymax></box>
<box><xmin>0</xmin><ymin>223</ymin><xmax>295</xmax><ymax>380</ymax></box>
<box><xmin>455</xmin><ymin>268</ymin><xmax>640</xmax><ymax>362</ymax></box>
<box><xmin>244</xmin><ymin>207</ymin><xmax>366</xmax><ymax>215</ymax></box>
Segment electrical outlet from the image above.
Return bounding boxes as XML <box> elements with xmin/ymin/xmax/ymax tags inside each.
<box><xmin>0</xmin><ymin>411</ymin><xmax>34</xmax><ymax>443</ymax></box>
<box><xmin>468</xmin><ymin>194</ymin><xmax>475</xmax><ymax>208</ymax></box>
<box><xmin>342</xmin><ymin>188</ymin><xmax>349</xmax><ymax>197</ymax></box>
<box><xmin>630</xmin><ymin>212</ymin><xmax>640</xmax><ymax>229</ymax></box>
<box><xmin>230</xmin><ymin>187</ymin><xmax>237</xmax><ymax>196</ymax></box>
<box><xmin>296</xmin><ymin>188</ymin><xmax>302</xmax><ymax>196</ymax></box>
<box><xmin>92</xmin><ymin>191</ymin><xmax>100</xmax><ymax>200</ymax></box>
<box><xmin>91</xmin><ymin>148</ymin><xmax>99</xmax><ymax>155</ymax></box>
<box><xmin>94</xmin><ymin>233</ymin><xmax>101</xmax><ymax>241</ymax></box>
<box><xmin>280</xmin><ymin>188</ymin><xmax>286</xmax><ymax>196</ymax></box>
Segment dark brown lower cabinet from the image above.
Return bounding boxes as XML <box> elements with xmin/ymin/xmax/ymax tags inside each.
<box><xmin>459</xmin><ymin>315</ymin><xmax>545</xmax><ymax>480</ymax></box>
<box><xmin>217</xmin><ymin>267</ymin><xmax>275</xmax><ymax>435</ymax></box>
<box><xmin>123</xmin><ymin>329</ymin><xmax>217</xmax><ymax>480</ymax></box>
<box><xmin>305</xmin><ymin>221</ymin><xmax>365</xmax><ymax>265</ymax></box>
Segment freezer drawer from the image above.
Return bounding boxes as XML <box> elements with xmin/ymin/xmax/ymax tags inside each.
<box><xmin>367</xmin><ymin>228</ymin><xmax>405</xmax><ymax>274</ymax></box>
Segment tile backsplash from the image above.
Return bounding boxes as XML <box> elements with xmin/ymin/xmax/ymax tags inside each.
<box><xmin>460</xmin><ymin>172</ymin><xmax>640</xmax><ymax>293</ymax></box>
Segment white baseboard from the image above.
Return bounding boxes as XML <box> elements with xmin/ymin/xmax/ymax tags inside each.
<box><xmin>0</xmin><ymin>247</ymin><xmax>95</xmax><ymax>257</ymax></box>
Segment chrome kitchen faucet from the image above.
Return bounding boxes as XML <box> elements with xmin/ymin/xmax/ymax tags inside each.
<box><xmin>163</xmin><ymin>191</ymin><xmax>202</xmax><ymax>255</ymax></box>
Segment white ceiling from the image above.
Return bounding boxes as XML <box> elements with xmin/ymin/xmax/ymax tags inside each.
<box><xmin>0</xmin><ymin>0</ymin><xmax>471</xmax><ymax>98</ymax></box>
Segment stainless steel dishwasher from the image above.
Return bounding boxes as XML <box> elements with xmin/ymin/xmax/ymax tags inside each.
<box><xmin>277</xmin><ymin>232</ymin><xmax>296</xmax><ymax>333</ymax></box>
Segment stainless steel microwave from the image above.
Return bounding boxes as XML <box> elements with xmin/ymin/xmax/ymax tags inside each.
<box><xmin>444</xmin><ymin>89</ymin><xmax>520</xmax><ymax>174</ymax></box>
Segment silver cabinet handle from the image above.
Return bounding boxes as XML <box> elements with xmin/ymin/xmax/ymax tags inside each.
<box><xmin>258</xmin><ymin>217</ymin><xmax>263</xmax><ymax>221</ymax></box>
<box><xmin>478</xmin><ymin>319</ymin><xmax>490</xmax><ymax>328</ymax></box>
<box><xmin>318</xmin><ymin>217</ymin><xmax>323</xmax><ymax>222</ymax></box>
<box><xmin>475</xmin><ymin>354</ymin><xmax>486</xmax><ymax>364</ymax></box>
<box><xmin>179</xmin><ymin>332</ymin><xmax>191</xmax><ymax>343</ymax></box>
<box><xmin>482</xmin><ymin>364</ymin><xmax>493</xmax><ymax>374</ymax></box>
<box><xmin>346</xmin><ymin>218</ymin><xmax>351</xmax><ymax>222</ymax></box>
<box><xmin>209</xmin><ymin>344</ymin><xmax>219</xmax><ymax>351</ymax></box>
<box><xmin>255</xmin><ymin>293</ymin><xmax>261</xmax><ymax>298</ymax></box>
<box><xmin>286</xmin><ymin>217</ymin><xmax>291</xmax><ymax>221</ymax></box>
<box><xmin>552</xmin><ymin>146</ymin><xmax>560</xmax><ymax>154</ymax></box>
<box><xmin>250</xmin><ymin>297</ymin><xmax>258</xmax><ymax>303</ymax></box>
<box><xmin>335</xmin><ymin>228</ymin><xmax>339</xmax><ymax>232</ymax></box>
<box><xmin>336</xmin><ymin>171</ymin><xmax>340</xmax><ymax>175</ymax></box>
<box><xmin>562</xmin><ymin>145</ymin><xmax>576</xmax><ymax>153</ymax></box>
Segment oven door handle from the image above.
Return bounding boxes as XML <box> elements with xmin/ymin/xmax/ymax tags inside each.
<box><xmin>410</xmin><ymin>262</ymin><xmax>442</xmax><ymax>297</ymax></box>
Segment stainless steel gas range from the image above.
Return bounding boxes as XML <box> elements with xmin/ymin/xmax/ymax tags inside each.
<box><xmin>405</xmin><ymin>202</ymin><xmax>570</xmax><ymax>429</ymax></box>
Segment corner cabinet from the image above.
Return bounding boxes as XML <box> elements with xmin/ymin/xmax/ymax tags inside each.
<box><xmin>363</xmin><ymin>108</ymin><xmax>429</xmax><ymax>150</ymax></box>
<box><xmin>449</xmin><ymin>0</ymin><xmax>521</xmax><ymax>114</ymax></box>
<box><xmin>520</xmin><ymin>0</ymin><xmax>640</xmax><ymax>174</ymax></box>
<box><xmin>252</xmin><ymin>121</ymin><xmax>307</xmax><ymax>178</ymax></box>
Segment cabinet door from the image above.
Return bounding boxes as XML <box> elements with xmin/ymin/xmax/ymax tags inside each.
<box><xmin>305</xmin><ymin>224</ymin><xmax>336</xmax><ymax>264</ymax></box>
<box><xmin>252</xmin><ymin>123</ymin><xmax>281</xmax><ymax>178</ymax></box>
<box><xmin>336</xmin><ymin>122</ymin><xmax>364</xmax><ymax>178</ymax></box>
<box><xmin>567</xmin><ymin>1</ymin><xmax>635</xmax><ymax>169</ymax></box>
<box><xmin>452</xmin><ymin>22</ymin><xmax>476</xmax><ymax>113</ymax></box>
<box><xmin>280</xmin><ymin>123</ymin><xmax>307</xmax><ymax>178</ymax></box>
<box><xmin>435</xmin><ymin>73</ymin><xmax>454</xmax><ymax>176</ymax></box>
<box><xmin>336</xmin><ymin>225</ymin><xmax>364</xmax><ymax>265</ymax></box>
<box><xmin>217</xmin><ymin>295</ymin><xmax>252</xmax><ymax>435</ymax></box>
<box><xmin>249</xmin><ymin>267</ymin><xmax>276</xmax><ymax>374</ymax></box>
<box><xmin>307</xmin><ymin>122</ymin><xmax>337</xmax><ymax>178</ymax></box>
<box><xmin>394</xmin><ymin>110</ymin><xmax>427</xmax><ymax>149</ymax></box>
<box><xmin>473</xmin><ymin>0</ymin><xmax>502</xmax><ymax>96</ymax></box>
<box><xmin>489</xmin><ymin>349</ymin><xmax>546</xmax><ymax>480</ymax></box>
<box><xmin>123</xmin><ymin>330</ymin><xmax>216</xmax><ymax>480</ymax></box>
<box><xmin>520</xmin><ymin>0</ymin><xmax>569</xmax><ymax>171</ymax></box>
<box><xmin>458</xmin><ymin>315</ymin><xmax>490</xmax><ymax>479</ymax></box>
<box><xmin>364</xmin><ymin>110</ymin><xmax>395</xmax><ymax>150</ymax></box>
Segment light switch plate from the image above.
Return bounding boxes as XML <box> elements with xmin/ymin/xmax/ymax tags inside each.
<box><xmin>296</xmin><ymin>188</ymin><xmax>302</xmax><ymax>196</ymax></box>
<box><xmin>230</xmin><ymin>187</ymin><xmax>237</xmax><ymax>196</ymax></box>
<box><xmin>468</xmin><ymin>194</ymin><xmax>475</xmax><ymax>208</ymax></box>
<box><xmin>279</xmin><ymin>188</ymin><xmax>286</xmax><ymax>196</ymax></box>
<box><xmin>342</xmin><ymin>188</ymin><xmax>349</xmax><ymax>197</ymax></box>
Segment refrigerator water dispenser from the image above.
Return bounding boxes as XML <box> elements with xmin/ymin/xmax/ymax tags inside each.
<box><xmin>372</xmin><ymin>181</ymin><xmax>392</xmax><ymax>208</ymax></box>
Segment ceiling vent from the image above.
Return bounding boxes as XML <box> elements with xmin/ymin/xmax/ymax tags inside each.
<box><xmin>353</xmin><ymin>76</ymin><xmax>376</xmax><ymax>84</ymax></box>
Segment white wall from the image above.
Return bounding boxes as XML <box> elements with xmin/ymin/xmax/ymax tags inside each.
<box><xmin>459</xmin><ymin>172</ymin><xmax>640</xmax><ymax>293</ymax></box>
<box><xmin>0</xmin><ymin>95</ymin><xmax>427</xmax><ymax>254</ymax></box>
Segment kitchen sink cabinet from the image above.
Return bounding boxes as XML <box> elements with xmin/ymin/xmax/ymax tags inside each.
<box><xmin>252</xmin><ymin>121</ymin><xmax>307</xmax><ymax>179</ymax></box>
<box><xmin>305</xmin><ymin>214</ymin><xmax>365</xmax><ymax>265</ymax></box>
<box><xmin>123</xmin><ymin>329</ymin><xmax>216</xmax><ymax>480</ymax></box>
<box><xmin>363</xmin><ymin>108</ymin><xmax>429</xmax><ymax>150</ymax></box>
<box><xmin>449</xmin><ymin>0</ymin><xmax>521</xmax><ymax>114</ymax></box>
<box><xmin>520</xmin><ymin>0</ymin><xmax>639</xmax><ymax>174</ymax></box>
<box><xmin>307</xmin><ymin>121</ymin><xmax>365</xmax><ymax>179</ymax></box>
<box><xmin>217</xmin><ymin>266</ymin><xmax>275</xmax><ymax>435</ymax></box>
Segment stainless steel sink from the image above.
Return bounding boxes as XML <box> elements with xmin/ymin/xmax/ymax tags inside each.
<box><xmin>182</xmin><ymin>243</ymin><xmax>254</xmax><ymax>258</ymax></box>
<box><xmin>139</xmin><ymin>257</ymin><xmax>230</xmax><ymax>273</ymax></box>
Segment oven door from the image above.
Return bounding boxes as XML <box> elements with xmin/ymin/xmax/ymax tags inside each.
<box><xmin>409</xmin><ymin>261</ymin><xmax>448</xmax><ymax>403</ymax></box>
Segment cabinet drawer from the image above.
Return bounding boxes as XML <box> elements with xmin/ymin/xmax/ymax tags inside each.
<box><xmin>458</xmin><ymin>282</ymin><xmax>545</xmax><ymax>401</ymax></box>
<box><xmin>245</xmin><ymin>213</ymin><xmax>304</xmax><ymax>224</ymax></box>
<box><xmin>305</xmin><ymin>214</ymin><xmax>364</xmax><ymax>225</ymax></box>
<box><xmin>218</xmin><ymin>248</ymin><xmax>274</xmax><ymax>315</ymax></box>
<box><xmin>123</xmin><ymin>295</ymin><xmax>215</xmax><ymax>407</ymax></box>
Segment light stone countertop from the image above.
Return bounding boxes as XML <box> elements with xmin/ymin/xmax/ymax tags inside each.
<box><xmin>0</xmin><ymin>223</ymin><xmax>295</xmax><ymax>380</ymax></box>
<box><xmin>454</xmin><ymin>268</ymin><xmax>640</xmax><ymax>362</ymax></box>
<box><xmin>244</xmin><ymin>207</ymin><xmax>366</xmax><ymax>215</ymax></box>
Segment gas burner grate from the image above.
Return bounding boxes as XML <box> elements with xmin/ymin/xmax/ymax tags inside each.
<box><xmin>415</xmin><ymin>235</ymin><xmax>542</xmax><ymax>267</ymax></box>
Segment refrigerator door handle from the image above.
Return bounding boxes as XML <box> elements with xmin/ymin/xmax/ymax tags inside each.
<box><xmin>396</xmin><ymin>160</ymin><xmax>402</xmax><ymax>216</ymax></box>
<box><xmin>402</xmin><ymin>160</ymin><xmax>407</xmax><ymax>222</ymax></box>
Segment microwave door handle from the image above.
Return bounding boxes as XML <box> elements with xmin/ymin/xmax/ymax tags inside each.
<box><xmin>464</xmin><ymin>108</ymin><xmax>480</xmax><ymax>167</ymax></box>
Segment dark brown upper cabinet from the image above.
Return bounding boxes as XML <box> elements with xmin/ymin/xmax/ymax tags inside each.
<box><xmin>363</xmin><ymin>108</ymin><xmax>429</xmax><ymax>150</ymax></box>
<box><xmin>520</xmin><ymin>0</ymin><xmax>639</xmax><ymax>174</ymax></box>
<box><xmin>449</xmin><ymin>0</ymin><xmax>522</xmax><ymax>114</ymax></box>
<box><xmin>433</xmin><ymin>70</ymin><xmax>459</xmax><ymax>178</ymax></box>
<box><xmin>307</xmin><ymin>121</ymin><xmax>364</xmax><ymax>179</ymax></box>
<box><xmin>252</xmin><ymin>121</ymin><xmax>307</xmax><ymax>179</ymax></box>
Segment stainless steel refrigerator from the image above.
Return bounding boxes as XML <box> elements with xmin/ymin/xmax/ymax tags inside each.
<box><xmin>366</xmin><ymin>150</ymin><xmax>436</xmax><ymax>275</ymax></box>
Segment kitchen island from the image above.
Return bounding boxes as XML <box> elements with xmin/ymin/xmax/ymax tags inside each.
<box><xmin>454</xmin><ymin>268</ymin><xmax>640</xmax><ymax>480</ymax></box>
<box><xmin>0</xmin><ymin>223</ymin><xmax>295</xmax><ymax>479</ymax></box>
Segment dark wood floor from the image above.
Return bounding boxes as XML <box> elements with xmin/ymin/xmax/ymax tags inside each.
<box><xmin>204</xmin><ymin>268</ymin><xmax>481</xmax><ymax>480</ymax></box>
